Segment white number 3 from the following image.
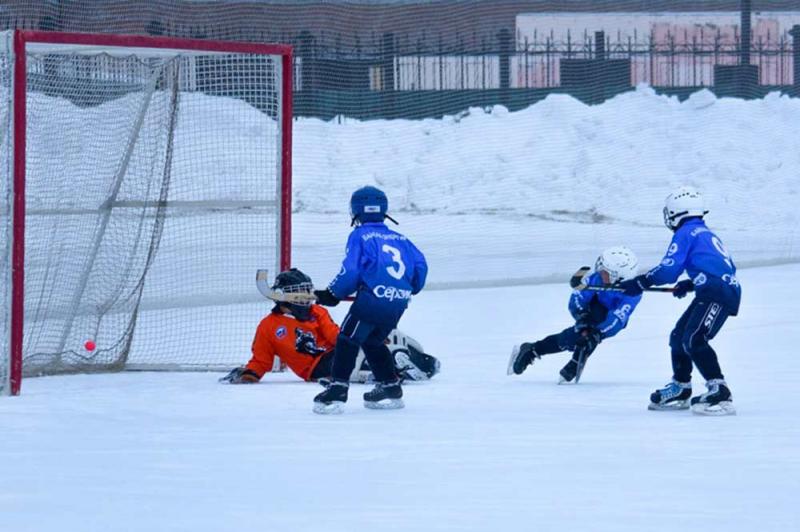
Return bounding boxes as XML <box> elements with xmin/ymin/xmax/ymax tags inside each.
<box><xmin>382</xmin><ymin>244</ymin><xmax>406</xmax><ymax>280</ymax></box>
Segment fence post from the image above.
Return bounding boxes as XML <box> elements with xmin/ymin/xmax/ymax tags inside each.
<box><xmin>381</xmin><ymin>32</ymin><xmax>395</xmax><ymax>91</ymax></box>
<box><xmin>498</xmin><ymin>28</ymin><xmax>512</xmax><ymax>91</ymax></box>
<box><xmin>595</xmin><ymin>30</ymin><xmax>606</xmax><ymax>61</ymax></box>
<box><xmin>741</xmin><ymin>0</ymin><xmax>752</xmax><ymax>65</ymax></box>
<box><xmin>791</xmin><ymin>25</ymin><xmax>800</xmax><ymax>92</ymax></box>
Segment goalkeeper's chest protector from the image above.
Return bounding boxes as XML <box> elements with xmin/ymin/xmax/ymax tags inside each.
<box><xmin>248</xmin><ymin>305</ymin><xmax>340</xmax><ymax>381</ymax></box>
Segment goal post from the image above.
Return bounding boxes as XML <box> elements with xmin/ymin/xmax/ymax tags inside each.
<box><xmin>0</xmin><ymin>30</ymin><xmax>293</xmax><ymax>396</ymax></box>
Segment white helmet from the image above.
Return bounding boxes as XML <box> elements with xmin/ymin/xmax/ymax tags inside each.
<box><xmin>595</xmin><ymin>246</ymin><xmax>639</xmax><ymax>283</ymax></box>
<box><xmin>663</xmin><ymin>186</ymin><xmax>708</xmax><ymax>230</ymax></box>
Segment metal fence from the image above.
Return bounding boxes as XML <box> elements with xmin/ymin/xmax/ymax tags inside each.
<box><xmin>296</xmin><ymin>29</ymin><xmax>797</xmax><ymax>92</ymax></box>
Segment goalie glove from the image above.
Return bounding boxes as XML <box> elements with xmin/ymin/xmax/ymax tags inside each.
<box><xmin>219</xmin><ymin>367</ymin><xmax>260</xmax><ymax>384</ymax></box>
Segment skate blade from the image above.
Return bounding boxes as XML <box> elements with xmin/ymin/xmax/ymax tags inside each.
<box><xmin>364</xmin><ymin>398</ymin><xmax>405</xmax><ymax>410</ymax></box>
<box><xmin>648</xmin><ymin>400</ymin><xmax>690</xmax><ymax>411</ymax></box>
<box><xmin>691</xmin><ymin>401</ymin><xmax>736</xmax><ymax>416</ymax></box>
<box><xmin>313</xmin><ymin>401</ymin><xmax>345</xmax><ymax>415</ymax></box>
<box><xmin>558</xmin><ymin>376</ymin><xmax>575</xmax><ymax>385</ymax></box>
<box><xmin>506</xmin><ymin>345</ymin><xmax>520</xmax><ymax>375</ymax></box>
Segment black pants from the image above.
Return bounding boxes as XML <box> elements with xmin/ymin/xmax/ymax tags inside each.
<box><xmin>331</xmin><ymin>311</ymin><xmax>397</xmax><ymax>384</ymax></box>
<box><xmin>670</xmin><ymin>298</ymin><xmax>730</xmax><ymax>383</ymax></box>
<box><xmin>534</xmin><ymin>327</ymin><xmax>582</xmax><ymax>355</ymax></box>
<box><xmin>534</xmin><ymin>296</ymin><xmax>608</xmax><ymax>355</ymax></box>
<box><xmin>310</xmin><ymin>350</ymin><xmax>335</xmax><ymax>381</ymax></box>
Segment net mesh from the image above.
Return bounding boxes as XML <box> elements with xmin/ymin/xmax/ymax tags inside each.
<box><xmin>1</xmin><ymin>2</ymin><xmax>799</xmax><ymax>390</ymax></box>
<box><xmin>0</xmin><ymin>32</ymin><xmax>11</xmax><ymax>392</ymax></box>
<box><xmin>0</xmin><ymin>33</ymin><xmax>285</xmax><ymax>387</ymax></box>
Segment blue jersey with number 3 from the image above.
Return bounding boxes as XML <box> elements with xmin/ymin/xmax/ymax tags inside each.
<box><xmin>645</xmin><ymin>218</ymin><xmax>741</xmax><ymax>314</ymax></box>
<box><xmin>328</xmin><ymin>222</ymin><xmax>428</xmax><ymax>325</ymax></box>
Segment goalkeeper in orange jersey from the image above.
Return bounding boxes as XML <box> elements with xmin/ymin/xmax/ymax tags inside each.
<box><xmin>219</xmin><ymin>268</ymin><xmax>439</xmax><ymax>385</ymax></box>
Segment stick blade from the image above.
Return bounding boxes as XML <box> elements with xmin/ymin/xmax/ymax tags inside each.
<box><xmin>256</xmin><ymin>269</ymin><xmax>272</xmax><ymax>298</ymax></box>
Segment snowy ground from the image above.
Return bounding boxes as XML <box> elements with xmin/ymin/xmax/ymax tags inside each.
<box><xmin>3</xmin><ymin>262</ymin><xmax>799</xmax><ymax>532</ymax></box>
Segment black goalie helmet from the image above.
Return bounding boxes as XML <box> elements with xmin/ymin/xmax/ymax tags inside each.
<box><xmin>272</xmin><ymin>268</ymin><xmax>315</xmax><ymax>321</ymax></box>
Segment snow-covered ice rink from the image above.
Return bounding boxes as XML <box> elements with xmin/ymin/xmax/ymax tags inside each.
<box><xmin>3</xmin><ymin>262</ymin><xmax>798</xmax><ymax>532</ymax></box>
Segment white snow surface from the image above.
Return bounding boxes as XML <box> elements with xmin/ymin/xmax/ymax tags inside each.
<box><xmin>290</xmin><ymin>86</ymin><xmax>800</xmax><ymax>288</ymax></box>
<box><xmin>3</xmin><ymin>263</ymin><xmax>799</xmax><ymax>532</ymax></box>
<box><xmin>4</xmin><ymin>85</ymin><xmax>800</xmax><ymax>530</ymax></box>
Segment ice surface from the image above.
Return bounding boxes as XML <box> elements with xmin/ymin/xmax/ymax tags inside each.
<box><xmin>2</xmin><ymin>263</ymin><xmax>798</xmax><ymax>532</ymax></box>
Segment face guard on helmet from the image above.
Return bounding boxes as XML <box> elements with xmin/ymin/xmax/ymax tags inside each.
<box><xmin>350</xmin><ymin>185</ymin><xmax>392</xmax><ymax>226</ymax></box>
<box><xmin>595</xmin><ymin>246</ymin><xmax>639</xmax><ymax>284</ymax></box>
<box><xmin>270</xmin><ymin>268</ymin><xmax>315</xmax><ymax>321</ymax></box>
<box><xmin>663</xmin><ymin>186</ymin><xmax>709</xmax><ymax>230</ymax></box>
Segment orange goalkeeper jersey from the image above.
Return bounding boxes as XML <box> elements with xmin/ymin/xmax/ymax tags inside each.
<box><xmin>246</xmin><ymin>305</ymin><xmax>340</xmax><ymax>381</ymax></box>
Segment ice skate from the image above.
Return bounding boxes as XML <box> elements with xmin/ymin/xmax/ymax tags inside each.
<box><xmin>691</xmin><ymin>379</ymin><xmax>736</xmax><ymax>416</ymax></box>
<box><xmin>313</xmin><ymin>381</ymin><xmax>349</xmax><ymax>415</ymax></box>
<box><xmin>648</xmin><ymin>380</ymin><xmax>692</xmax><ymax>410</ymax></box>
<box><xmin>558</xmin><ymin>355</ymin><xmax>588</xmax><ymax>384</ymax></box>
<box><xmin>363</xmin><ymin>381</ymin><xmax>404</xmax><ymax>410</ymax></box>
<box><xmin>558</xmin><ymin>359</ymin><xmax>577</xmax><ymax>384</ymax></box>
<box><xmin>507</xmin><ymin>343</ymin><xmax>539</xmax><ymax>375</ymax></box>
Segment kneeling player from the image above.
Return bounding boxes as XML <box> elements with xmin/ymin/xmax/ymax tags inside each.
<box><xmin>508</xmin><ymin>247</ymin><xmax>642</xmax><ymax>383</ymax></box>
<box><xmin>220</xmin><ymin>269</ymin><xmax>439</xmax><ymax>385</ymax></box>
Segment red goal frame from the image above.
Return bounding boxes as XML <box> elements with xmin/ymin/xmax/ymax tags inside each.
<box><xmin>6</xmin><ymin>30</ymin><xmax>293</xmax><ymax>395</ymax></box>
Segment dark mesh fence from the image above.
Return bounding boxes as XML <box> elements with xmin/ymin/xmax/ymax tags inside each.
<box><xmin>0</xmin><ymin>1</ymin><xmax>798</xmax><ymax>118</ymax></box>
<box><xmin>3</xmin><ymin>2</ymin><xmax>800</xmax><ymax>392</ymax></box>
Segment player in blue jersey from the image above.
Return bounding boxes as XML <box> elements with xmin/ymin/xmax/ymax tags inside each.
<box><xmin>616</xmin><ymin>186</ymin><xmax>740</xmax><ymax>416</ymax></box>
<box><xmin>311</xmin><ymin>186</ymin><xmax>428</xmax><ymax>414</ymax></box>
<box><xmin>508</xmin><ymin>247</ymin><xmax>642</xmax><ymax>383</ymax></box>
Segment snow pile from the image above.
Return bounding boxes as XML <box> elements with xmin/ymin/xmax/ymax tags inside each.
<box><xmin>293</xmin><ymin>86</ymin><xmax>800</xmax><ymax>231</ymax></box>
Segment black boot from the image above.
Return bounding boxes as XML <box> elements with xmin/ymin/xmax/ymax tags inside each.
<box><xmin>648</xmin><ymin>380</ymin><xmax>692</xmax><ymax>411</ymax></box>
<box><xmin>507</xmin><ymin>343</ymin><xmax>540</xmax><ymax>375</ymax></box>
<box><xmin>559</xmin><ymin>359</ymin><xmax>579</xmax><ymax>383</ymax></box>
<box><xmin>363</xmin><ymin>381</ymin><xmax>404</xmax><ymax>410</ymax></box>
<box><xmin>313</xmin><ymin>381</ymin><xmax>349</xmax><ymax>415</ymax></box>
<box><xmin>690</xmin><ymin>379</ymin><xmax>735</xmax><ymax>416</ymax></box>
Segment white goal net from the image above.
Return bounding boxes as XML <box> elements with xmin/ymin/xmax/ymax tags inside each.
<box><xmin>0</xmin><ymin>31</ymin><xmax>292</xmax><ymax>395</ymax></box>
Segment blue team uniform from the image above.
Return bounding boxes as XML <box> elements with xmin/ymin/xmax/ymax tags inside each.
<box><xmin>569</xmin><ymin>273</ymin><xmax>642</xmax><ymax>341</ymax></box>
<box><xmin>643</xmin><ymin>218</ymin><xmax>741</xmax><ymax>384</ymax></box>
<box><xmin>328</xmin><ymin>222</ymin><xmax>428</xmax><ymax>326</ymax></box>
<box><xmin>644</xmin><ymin>218</ymin><xmax>741</xmax><ymax>315</ymax></box>
<box><xmin>528</xmin><ymin>272</ymin><xmax>641</xmax><ymax>359</ymax></box>
<box><xmin>327</xmin><ymin>221</ymin><xmax>427</xmax><ymax>384</ymax></box>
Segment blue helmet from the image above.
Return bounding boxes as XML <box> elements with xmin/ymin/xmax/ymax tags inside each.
<box><xmin>350</xmin><ymin>186</ymin><xmax>388</xmax><ymax>224</ymax></box>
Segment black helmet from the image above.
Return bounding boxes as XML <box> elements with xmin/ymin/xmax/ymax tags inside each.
<box><xmin>272</xmin><ymin>268</ymin><xmax>314</xmax><ymax>321</ymax></box>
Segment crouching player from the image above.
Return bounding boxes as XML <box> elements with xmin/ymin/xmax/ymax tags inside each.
<box><xmin>616</xmin><ymin>186</ymin><xmax>740</xmax><ymax>415</ymax></box>
<box><xmin>220</xmin><ymin>268</ymin><xmax>439</xmax><ymax>385</ymax></box>
<box><xmin>312</xmin><ymin>185</ymin><xmax>428</xmax><ymax>414</ymax></box>
<box><xmin>508</xmin><ymin>247</ymin><xmax>642</xmax><ymax>383</ymax></box>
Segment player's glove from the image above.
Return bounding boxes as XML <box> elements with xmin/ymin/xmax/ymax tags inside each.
<box><xmin>575</xmin><ymin>327</ymin><xmax>601</xmax><ymax>353</ymax></box>
<box><xmin>615</xmin><ymin>275</ymin><xmax>651</xmax><ymax>296</ymax></box>
<box><xmin>219</xmin><ymin>367</ymin><xmax>260</xmax><ymax>384</ymax></box>
<box><xmin>314</xmin><ymin>289</ymin><xmax>340</xmax><ymax>307</ymax></box>
<box><xmin>672</xmin><ymin>279</ymin><xmax>694</xmax><ymax>299</ymax></box>
<box><xmin>574</xmin><ymin>313</ymin><xmax>594</xmax><ymax>334</ymax></box>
